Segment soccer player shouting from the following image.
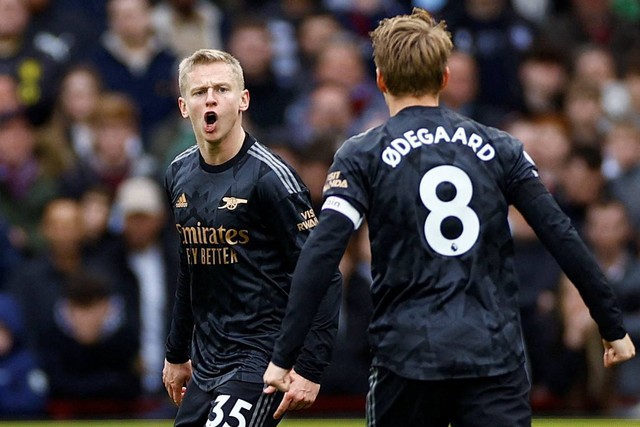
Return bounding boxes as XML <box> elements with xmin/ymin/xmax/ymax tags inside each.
<box><xmin>264</xmin><ymin>8</ymin><xmax>635</xmax><ymax>427</ymax></box>
<box><xmin>162</xmin><ymin>49</ymin><xmax>341</xmax><ymax>427</ymax></box>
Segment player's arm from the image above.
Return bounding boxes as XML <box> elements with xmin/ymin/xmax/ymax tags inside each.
<box><xmin>267</xmin><ymin>198</ymin><xmax>360</xmax><ymax>384</ymax></box>
<box><xmin>163</xmin><ymin>182</ymin><xmax>194</xmax><ymax>402</ymax></box>
<box><xmin>165</xmin><ymin>259</ymin><xmax>193</xmax><ymax>363</ymax></box>
<box><xmin>509</xmin><ymin>178</ymin><xmax>635</xmax><ymax>362</ymax></box>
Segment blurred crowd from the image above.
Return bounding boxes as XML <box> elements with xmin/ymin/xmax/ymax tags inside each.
<box><xmin>0</xmin><ymin>0</ymin><xmax>640</xmax><ymax>420</ymax></box>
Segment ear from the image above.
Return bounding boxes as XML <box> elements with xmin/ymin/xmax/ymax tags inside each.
<box><xmin>441</xmin><ymin>66</ymin><xmax>450</xmax><ymax>91</ymax></box>
<box><xmin>376</xmin><ymin>68</ymin><xmax>387</xmax><ymax>94</ymax></box>
<box><xmin>239</xmin><ymin>89</ymin><xmax>250</xmax><ymax>112</ymax></box>
<box><xmin>178</xmin><ymin>97</ymin><xmax>189</xmax><ymax>118</ymax></box>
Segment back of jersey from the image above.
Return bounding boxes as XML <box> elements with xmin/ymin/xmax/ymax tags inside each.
<box><xmin>324</xmin><ymin>105</ymin><xmax>539</xmax><ymax>380</ymax></box>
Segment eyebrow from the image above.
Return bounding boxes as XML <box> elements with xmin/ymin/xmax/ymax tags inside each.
<box><xmin>190</xmin><ymin>82</ymin><xmax>231</xmax><ymax>93</ymax></box>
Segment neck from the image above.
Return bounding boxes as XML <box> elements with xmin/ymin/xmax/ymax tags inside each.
<box><xmin>385</xmin><ymin>92</ymin><xmax>440</xmax><ymax>116</ymax></box>
<box><xmin>199</xmin><ymin>125</ymin><xmax>245</xmax><ymax>166</ymax></box>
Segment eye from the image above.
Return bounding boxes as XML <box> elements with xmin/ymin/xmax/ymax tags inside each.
<box><xmin>217</xmin><ymin>87</ymin><xmax>229</xmax><ymax>93</ymax></box>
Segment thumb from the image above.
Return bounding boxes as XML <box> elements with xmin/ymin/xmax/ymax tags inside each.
<box><xmin>263</xmin><ymin>385</ymin><xmax>278</xmax><ymax>395</ymax></box>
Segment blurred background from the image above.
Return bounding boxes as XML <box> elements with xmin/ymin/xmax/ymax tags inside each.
<box><xmin>1</xmin><ymin>0</ymin><xmax>640</xmax><ymax>421</ymax></box>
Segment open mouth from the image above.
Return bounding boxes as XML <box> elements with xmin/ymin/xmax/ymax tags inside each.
<box><xmin>205</xmin><ymin>112</ymin><xmax>217</xmax><ymax>125</ymax></box>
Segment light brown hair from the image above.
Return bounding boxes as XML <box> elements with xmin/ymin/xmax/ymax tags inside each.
<box><xmin>89</xmin><ymin>92</ymin><xmax>139</xmax><ymax>129</ymax></box>
<box><xmin>370</xmin><ymin>7</ymin><xmax>452</xmax><ymax>97</ymax></box>
<box><xmin>178</xmin><ymin>49</ymin><xmax>245</xmax><ymax>97</ymax></box>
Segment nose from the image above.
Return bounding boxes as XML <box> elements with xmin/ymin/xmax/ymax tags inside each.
<box><xmin>205</xmin><ymin>88</ymin><xmax>217</xmax><ymax>105</ymax></box>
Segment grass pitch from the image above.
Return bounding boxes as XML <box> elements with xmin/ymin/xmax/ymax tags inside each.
<box><xmin>2</xmin><ymin>418</ymin><xmax>640</xmax><ymax>426</ymax></box>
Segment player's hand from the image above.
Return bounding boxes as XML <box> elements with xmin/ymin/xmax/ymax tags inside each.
<box><xmin>272</xmin><ymin>369</ymin><xmax>320</xmax><ymax>419</ymax></box>
<box><xmin>263</xmin><ymin>361</ymin><xmax>292</xmax><ymax>395</ymax></box>
<box><xmin>603</xmin><ymin>334</ymin><xmax>636</xmax><ymax>368</ymax></box>
<box><xmin>162</xmin><ymin>359</ymin><xmax>192</xmax><ymax>406</ymax></box>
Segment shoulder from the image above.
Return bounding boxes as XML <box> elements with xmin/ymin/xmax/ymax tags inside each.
<box><xmin>165</xmin><ymin>145</ymin><xmax>199</xmax><ymax>182</ymax></box>
<box><xmin>447</xmin><ymin>109</ymin><xmax>524</xmax><ymax>155</ymax></box>
<box><xmin>246</xmin><ymin>141</ymin><xmax>307</xmax><ymax>196</ymax></box>
<box><xmin>167</xmin><ymin>144</ymin><xmax>199</xmax><ymax>168</ymax></box>
<box><xmin>337</xmin><ymin>125</ymin><xmax>383</xmax><ymax>157</ymax></box>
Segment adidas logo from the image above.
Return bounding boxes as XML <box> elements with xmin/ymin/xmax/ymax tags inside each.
<box><xmin>175</xmin><ymin>193</ymin><xmax>188</xmax><ymax>208</ymax></box>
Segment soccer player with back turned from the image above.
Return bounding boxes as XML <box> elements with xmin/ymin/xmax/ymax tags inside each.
<box><xmin>264</xmin><ymin>8</ymin><xmax>636</xmax><ymax>427</ymax></box>
<box><xmin>162</xmin><ymin>49</ymin><xmax>341</xmax><ymax>427</ymax></box>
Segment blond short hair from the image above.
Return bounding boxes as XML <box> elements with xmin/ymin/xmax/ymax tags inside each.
<box><xmin>370</xmin><ymin>8</ymin><xmax>453</xmax><ymax>97</ymax></box>
<box><xmin>178</xmin><ymin>49</ymin><xmax>245</xmax><ymax>96</ymax></box>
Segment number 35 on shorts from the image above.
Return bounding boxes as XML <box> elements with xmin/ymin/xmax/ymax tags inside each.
<box><xmin>206</xmin><ymin>394</ymin><xmax>253</xmax><ymax>427</ymax></box>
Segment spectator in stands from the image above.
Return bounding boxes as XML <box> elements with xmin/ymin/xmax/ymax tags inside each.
<box><xmin>293</xmin><ymin>82</ymin><xmax>355</xmax><ymax>153</ymax></box>
<box><xmin>294</xmin><ymin>12</ymin><xmax>345</xmax><ymax>94</ymax></box>
<box><xmin>0</xmin><ymin>0</ymin><xmax>64</xmax><ymax>125</ymax></box>
<box><xmin>508</xmin><ymin>206</ymin><xmax>563</xmax><ymax>410</ymax></box>
<box><xmin>0</xmin><ymin>71</ymin><xmax>21</xmax><ymax>115</ymax></box>
<box><xmin>152</xmin><ymin>0</ymin><xmax>224</xmax><ymax>60</ymax></box>
<box><xmin>0</xmin><ymin>74</ymin><xmax>22</xmax><ymax>278</ymax></box>
<box><xmin>572</xmin><ymin>44</ymin><xmax>618</xmax><ymax>90</ymax></box>
<box><xmin>323</xmin><ymin>0</ymin><xmax>409</xmax><ymax>41</ymax></box>
<box><xmin>59</xmin><ymin>92</ymin><xmax>157</xmax><ymax>199</ymax></box>
<box><xmin>38</xmin><ymin>64</ymin><xmax>103</xmax><ymax>165</ymax></box>
<box><xmin>0</xmin><ymin>292</ymin><xmax>47</xmax><ymax>417</ymax></box>
<box><xmin>571</xmin><ymin>44</ymin><xmax>630</xmax><ymax>121</ymax></box>
<box><xmin>89</xmin><ymin>0</ymin><xmax>178</xmax><ymax>144</ymax></box>
<box><xmin>79</xmin><ymin>186</ymin><xmax>118</xmax><ymax>255</ymax></box>
<box><xmin>440</xmin><ymin>50</ymin><xmax>478</xmax><ymax>113</ymax></box>
<box><xmin>604</xmin><ymin>120</ymin><xmax>640</xmax><ymax>232</ymax></box>
<box><xmin>537</xmin><ymin>0</ymin><xmax>640</xmax><ymax>80</ymax></box>
<box><xmin>558</xmin><ymin>200</ymin><xmax>640</xmax><ymax>412</ymax></box>
<box><xmin>0</xmin><ymin>108</ymin><xmax>62</xmax><ymax>253</ymax></box>
<box><xmin>24</xmin><ymin>0</ymin><xmax>106</xmax><ymax>64</ymax></box>
<box><xmin>313</xmin><ymin>36</ymin><xmax>387</xmax><ymax>124</ymax></box>
<box><xmin>505</xmin><ymin>115</ymin><xmax>567</xmax><ymax>407</ymax></box>
<box><xmin>320</xmin><ymin>225</ymin><xmax>373</xmax><ymax>397</ymax></box>
<box><xmin>584</xmin><ymin>201</ymin><xmax>640</xmax><ymax>413</ymax></box>
<box><xmin>623</xmin><ymin>55</ymin><xmax>640</xmax><ymax>128</ymax></box>
<box><xmin>0</xmin><ymin>215</ymin><xmax>21</xmax><ymax>290</ymax></box>
<box><xmin>112</xmin><ymin>177</ymin><xmax>178</xmax><ymax>403</ymax></box>
<box><xmin>286</xmin><ymin>36</ymin><xmax>387</xmax><ymax>150</ymax></box>
<box><xmin>515</xmin><ymin>45</ymin><xmax>569</xmax><ymax>117</ymax></box>
<box><xmin>40</xmin><ymin>268</ymin><xmax>141</xmax><ymax>418</ymax></box>
<box><xmin>226</xmin><ymin>16</ymin><xmax>295</xmax><ymax>145</ymax></box>
<box><xmin>5</xmin><ymin>198</ymin><xmax>88</xmax><ymax>351</ymax></box>
<box><xmin>563</xmin><ymin>79</ymin><xmax>607</xmax><ymax>149</ymax></box>
<box><xmin>295</xmin><ymin>132</ymin><xmax>340</xmax><ymax>213</ymax></box>
<box><xmin>504</xmin><ymin>114</ymin><xmax>571</xmax><ymax>195</ymax></box>
<box><xmin>441</xmin><ymin>49</ymin><xmax>505</xmax><ymax>127</ymax></box>
<box><xmin>6</xmin><ymin>198</ymin><xmax>140</xmax><ymax>353</ymax></box>
<box><xmin>248</xmin><ymin>0</ymin><xmax>324</xmax><ymax>86</ymax></box>
<box><xmin>439</xmin><ymin>0</ymin><xmax>537</xmax><ymax>112</ymax></box>
<box><xmin>556</xmin><ymin>146</ymin><xmax>608</xmax><ymax>236</ymax></box>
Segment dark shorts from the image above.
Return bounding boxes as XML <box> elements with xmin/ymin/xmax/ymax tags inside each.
<box><xmin>174</xmin><ymin>380</ymin><xmax>285</xmax><ymax>427</ymax></box>
<box><xmin>366</xmin><ymin>364</ymin><xmax>531</xmax><ymax>427</ymax></box>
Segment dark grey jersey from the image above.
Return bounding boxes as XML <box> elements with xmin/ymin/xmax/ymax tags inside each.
<box><xmin>324</xmin><ymin>106</ymin><xmax>546</xmax><ymax>379</ymax></box>
<box><xmin>271</xmin><ymin>105</ymin><xmax>625</xmax><ymax>383</ymax></box>
<box><xmin>164</xmin><ymin>134</ymin><xmax>337</xmax><ymax>391</ymax></box>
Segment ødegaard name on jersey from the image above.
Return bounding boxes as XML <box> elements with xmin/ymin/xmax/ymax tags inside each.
<box><xmin>381</xmin><ymin>126</ymin><xmax>495</xmax><ymax>168</ymax></box>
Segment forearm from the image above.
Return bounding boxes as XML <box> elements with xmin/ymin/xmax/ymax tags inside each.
<box><xmin>272</xmin><ymin>210</ymin><xmax>354</xmax><ymax>369</ymax></box>
<box><xmin>512</xmin><ymin>179</ymin><xmax>626</xmax><ymax>340</ymax></box>
<box><xmin>165</xmin><ymin>267</ymin><xmax>194</xmax><ymax>363</ymax></box>
<box><xmin>294</xmin><ymin>269</ymin><xmax>342</xmax><ymax>383</ymax></box>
